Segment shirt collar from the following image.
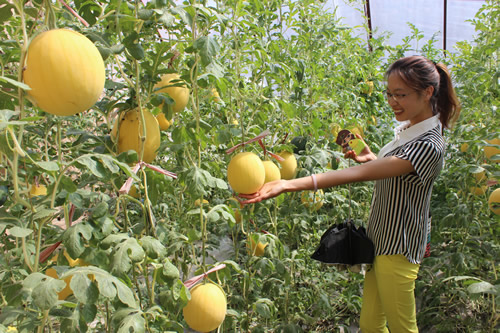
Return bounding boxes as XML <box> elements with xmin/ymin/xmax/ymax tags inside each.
<box><xmin>378</xmin><ymin>115</ymin><xmax>441</xmax><ymax>158</ymax></box>
<box><xmin>396</xmin><ymin>115</ymin><xmax>441</xmax><ymax>140</ymax></box>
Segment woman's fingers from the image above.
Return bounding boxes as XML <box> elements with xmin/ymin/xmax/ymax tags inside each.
<box><xmin>236</xmin><ymin>180</ymin><xmax>284</xmax><ymax>204</ymax></box>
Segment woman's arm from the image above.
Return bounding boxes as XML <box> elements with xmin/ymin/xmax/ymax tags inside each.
<box><xmin>239</xmin><ymin>156</ymin><xmax>414</xmax><ymax>204</ymax></box>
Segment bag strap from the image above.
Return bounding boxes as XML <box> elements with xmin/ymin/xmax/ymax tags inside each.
<box><xmin>348</xmin><ymin>159</ymin><xmax>352</xmax><ymax>220</ymax></box>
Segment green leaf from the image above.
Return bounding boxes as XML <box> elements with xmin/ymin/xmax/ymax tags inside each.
<box><xmin>60</xmin><ymin>175</ymin><xmax>78</xmax><ymax>193</ymax></box>
<box><xmin>6</xmin><ymin>226</ymin><xmax>33</xmax><ymax>238</ymax></box>
<box><xmin>0</xmin><ymin>2</ymin><xmax>15</xmax><ymax>24</ymax></box>
<box><xmin>91</xmin><ymin>201</ymin><xmax>109</xmax><ymax>219</ymax></box>
<box><xmin>171</xmin><ymin>7</ymin><xmax>192</xmax><ymax>26</ymax></box>
<box><xmin>172</xmin><ymin>279</ymin><xmax>189</xmax><ymax>302</ymax></box>
<box><xmin>160</xmin><ymin>259</ymin><xmax>180</xmax><ymax>280</ymax></box>
<box><xmin>0</xmin><ymin>210</ymin><xmax>21</xmax><ymax>234</ymax></box>
<box><xmin>33</xmin><ymin>208</ymin><xmax>58</xmax><ymax>220</ymax></box>
<box><xmin>254</xmin><ymin>301</ymin><xmax>271</xmax><ymax>318</ymax></box>
<box><xmin>0</xmin><ymin>110</ymin><xmax>19</xmax><ymax>122</ymax></box>
<box><xmin>193</xmin><ymin>36</ymin><xmax>220</xmax><ymax>66</ymax></box>
<box><xmin>63</xmin><ymin>223</ymin><xmax>93</xmax><ymax>258</ymax></box>
<box><xmin>140</xmin><ymin>236</ymin><xmax>167</xmax><ymax>259</ymax></box>
<box><xmin>185</xmin><ymin>167</ymin><xmax>209</xmax><ymax>197</ymax></box>
<box><xmin>35</xmin><ymin>161</ymin><xmax>59</xmax><ymax>171</ymax></box>
<box><xmin>103</xmin><ymin>234</ymin><xmax>145</xmax><ymax>275</ymax></box>
<box><xmin>110</xmin><ymin>44</ymin><xmax>126</xmax><ymax>54</ymax></box>
<box><xmin>154</xmin><ymin>8</ymin><xmax>175</xmax><ymax>26</ymax></box>
<box><xmin>0</xmin><ymin>75</ymin><xmax>31</xmax><ymax>90</ymax></box>
<box><xmin>75</xmin><ymin>154</ymin><xmax>138</xmax><ymax>180</ymax></box>
<box><xmin>467</xmin><ymin>281</ymin><xmax>497</xmax><ymax>294</ymax></box>
<box><xmin>70</xmin><ymin>272</ymin><xmax>99</xmax><ymax>304</ymax></box>
<box><xmin>24</xmin><ymin>273</ymin><xmax>65</xmax><ymax>310</ymax></box>
<box><xmin>113</xmin><ymin>308</ymin><xmax>145</xmax><ymax>333</ymax></box>
<box><xmin>127</xmin><ymin>43</ymin><xmax>145</xmax><ymax>60</ymax></box>
<box><xmin>138</xmin><ymin>9</ymin><xmax>154</xmax><ymax>20</ymax></box>
<box><xmin>76</xmin><ymin>155</ymin><xmax>106</xmax><ymax>178</ymax></box>
<box><xmin>60</xmin><ymin>267</ymin><xmax>137</xmax><ymax>308</ymax></box>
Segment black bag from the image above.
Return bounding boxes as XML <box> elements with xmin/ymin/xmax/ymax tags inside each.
<box><xmin>311</xmin><ymin>219</ymin><xmax>374</xmax><ymax>265</ymax></box>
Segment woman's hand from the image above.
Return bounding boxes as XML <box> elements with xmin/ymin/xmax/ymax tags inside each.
<box><xmin>343</xmin><ymin>134</ymin><xmax>377</xmax><ymax>163</ymax></box>
<box><xmin>237</xmin><ymin>179</ymin><xmax>288</xmax><ymax>204</ymax></box>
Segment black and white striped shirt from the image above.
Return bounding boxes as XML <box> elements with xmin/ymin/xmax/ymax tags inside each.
<box><xmin>368</xmin><ymin>115</ymin><xmax>445</xmax><ymax>264</ymax></box>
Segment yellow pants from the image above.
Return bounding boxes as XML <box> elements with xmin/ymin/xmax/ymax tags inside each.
<box><xmin>359</xmin><ymin>255</ymin><xmax>420</xmax><ymax>333</ymax></box>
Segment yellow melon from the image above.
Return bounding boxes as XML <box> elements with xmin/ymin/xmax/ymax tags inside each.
<box><xmin>247</xmin><ymin>236</ymin><xmax>268</xmax><ymax>256</ymax></box>
<box><xmin>23</xmin><ymin>29</ymin><xmax>105</xmax><ymax>116</ymax></box>
<box><xmin>227</xmin><ymin>152</ymin><xmax>265</xmax><ymax>194</ymax></box>
<box><xmin>29</xmin><ymin>184</ymin><xmax>47</xmax><ymax>197</ymax></box>
<box><xmin>470</xmin><ymin>185</ymin><xmax>487</xmax><ymax>196</ymax></box>
<box><xmin>183</xmin><ymin>282</ymin><xmax>227</xmax><ymax>332</ymax></box>
<box><xmin>154</xmin><ymin>73</ymin><xmax>189</xmax><ymax>113</ymax></box>
<box><xmin>473</xmin><ymin>170</ymin><xmax>486</xmax><ymax>183</ymax></box>
<box><xmin>301</xmin><ymin>190</ymin><xmax>325</xmax><ymax>211</ymax></box>
<box><xmin>488</xmin><ymin>188</ymin><xmax>500</xmax><ymax>215</ymax></box>
<box><xmin>112</xmin><ymin>108</ymin><xmax>161</xmax><ymax>163</ymax></box>
<box><xmin>45</xmin><ymin>251</ymin><xmax>91</xmax><ymax>300</ymax></box>
<box><xmin>277</xmin><ymin>151</ymin><xmax>297</xmax><ymax>180</ymax></box>
<box><xmin>234</xmin><ymin>208</ymin><xmax>242</xmax><ymax>223</ymax></box>
<box><xmin>46</xmin><ymin>268</ymin><xmax>73</xmax><ymax>300</ymax></box>
<box><xmin>194</xmin><ymin>199</ymin><xmax>209</xmax><ymax>207</ymax></box>
<box><xmin>156</xmin><ymin>113</ymin><xmax>171</xmax><ymax>131</ymax></box>
<box><xmin>210</xmin><ymin>88</ymin><xmax>221</xmax><ymax>102</ymax></box>
<box><xmin>484</xmin><ymin>138</ymin><xmax>500</xmax><ymax>161</ymax></box>
<box><xmin>262</xmin><ymin>160</ymin><xmax>281</xmax><ymax>184</ymax></box>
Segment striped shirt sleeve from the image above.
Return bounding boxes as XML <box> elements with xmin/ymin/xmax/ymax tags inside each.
<box><xmin>393</xmin><ymin>139</ymin><xmax>444</xmax><ymax>186</ymax></box>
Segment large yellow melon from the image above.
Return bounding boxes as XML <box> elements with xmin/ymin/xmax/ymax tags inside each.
<box><xmin>227</xmin><ymin>152</ymin><xmax>265</xmax><ymax>194</ymax></box>
<box><xmin>277</xmin><ymin>151</ymin><xmax>297</xmax><ymax>180</ymax></box>
<box><xmin>183</xmin><ymin>282</ymin><xmax>227</xmax><ymax>332</ymax></box>
<box><xmin>262</xmin><ymin>160</ymin><xmax>281</xmax><ymax>184</ymax></box>
<box><xmin>489</xmin><ymin>188</ymin><xmax>500</xmax><ymax>215</ymax></box>
<box><xmin>112</xmin><ymin>108</ymin><xmax>161</xmax><ymax>163</ymax></box>
<box><xmin>23</xmin><ymin>29</ymin><xmax>105</xmax><ymax>116</ymax></box>
<box><xmin>154</xmin><ymin>73</ymin><xmax>189</xmax><ymax>113</ymax></box>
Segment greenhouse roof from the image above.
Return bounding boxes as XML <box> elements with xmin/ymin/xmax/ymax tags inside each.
<box><xmin>332</xmin><ymin>0</ymin><xmax>487</xmax><ymax>53</ymax></box>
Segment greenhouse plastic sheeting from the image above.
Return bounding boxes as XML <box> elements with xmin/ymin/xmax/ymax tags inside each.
<box><xmin>332</xmin><ymin>0</ymin><xmax>486</xmax><ymax>53</ymax></box>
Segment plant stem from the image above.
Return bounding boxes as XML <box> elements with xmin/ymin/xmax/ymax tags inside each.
<box><xmin>38</xmin><ymin>310</ymin><xmax>49</xmax><ymax>333</ymax></box>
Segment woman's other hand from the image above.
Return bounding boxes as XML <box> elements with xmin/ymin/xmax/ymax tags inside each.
<box><xmin>344</xmin><ymin>134</ymin><xmax>377</xmax><ymax>163</ymax></box>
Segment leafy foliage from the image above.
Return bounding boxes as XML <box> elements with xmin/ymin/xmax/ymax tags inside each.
<box><xmin>0</xmin><ymin>0</ymin><xmax>498</xmax><ymax>332</ymax></box>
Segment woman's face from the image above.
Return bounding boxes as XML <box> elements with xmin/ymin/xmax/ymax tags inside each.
<box><xmin>386</xmin><ymin>73</ymin><xmax>434</xmax><ymax>126</ymax></box>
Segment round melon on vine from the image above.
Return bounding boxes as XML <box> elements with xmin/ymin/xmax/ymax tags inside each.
<box><xmin>183</xmin><ymin>282</ymin><xmax>227</xmax><ymax>332</ymax></box>
<box><xmin>23</xmin><ymin>29</ymin><xmax>105</xmax><ymax>116</ymax></box>
<box><xmin>277</xmin><ymin>151</ymin><xmax>297</xmax><ymax>180</ymax></box>
<box><xmin>111</xmin><ymin>108</ymin><xmax>161</xmax><ymax>163</ymax></box>
<box><xmin>154</xmin><ymin>73</ymin><xmax>190</xmax><ymax>113</ymax></box>
<box><xmin>227</xmin><ymin>152</ymin><xmax>265</xmax><ymax>194</ymax></box>
<box><xmin>262</xmin><ymin>160</ymin><xmax>281</xmax><ymax>184</ymax></box>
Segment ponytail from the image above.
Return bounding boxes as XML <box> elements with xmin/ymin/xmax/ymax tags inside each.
<box><xmin>434</xmin><ymin>63</ymin><xmax>461</xmax><ymax>129</ymax></box>
<box><xmin>386</xmin><ymin>56</ymin><xmax>461</xmax><ymax>129</ymax></box>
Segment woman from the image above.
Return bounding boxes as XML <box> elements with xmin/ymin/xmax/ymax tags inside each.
<box><xmin>239</xmin><ymin>55</ymin><xmax>460</xmax><ymax>332</ymax></box>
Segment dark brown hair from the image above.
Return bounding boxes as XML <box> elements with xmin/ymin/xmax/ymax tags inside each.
<box><xmin>386</xmin><ymin>55</ymin><xmax>461</xmax><ymax>129</ymax></box>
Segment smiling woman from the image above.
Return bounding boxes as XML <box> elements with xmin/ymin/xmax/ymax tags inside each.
<box><xmin>239</xmin><ymin>55</ymin><xmax>461</xmax><ymax>332</ymax></box>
